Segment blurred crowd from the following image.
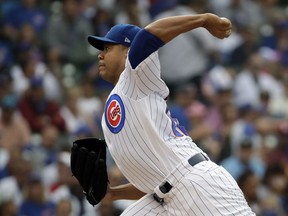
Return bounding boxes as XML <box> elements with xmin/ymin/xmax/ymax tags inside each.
<box><xmin>0</xmin><ymin>0</ymin><xmax>287</xmax><ymax>215</ymax></box>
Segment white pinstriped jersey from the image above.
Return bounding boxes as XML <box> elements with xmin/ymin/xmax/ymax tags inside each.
<box><xmin>102</xmin><ymin>51</ymin><xmax>204</xmax><ymax>193</ymax></box>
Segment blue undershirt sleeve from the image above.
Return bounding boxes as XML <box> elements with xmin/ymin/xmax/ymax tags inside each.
<box><xmin>128</xmin><ymin>29</ymin><xmax>165</xmax><ymax>69</ymax></box>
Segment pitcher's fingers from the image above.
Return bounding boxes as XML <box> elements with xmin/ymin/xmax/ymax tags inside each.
<box><xmin>220</xmin><ymin>17</ymin><xmax>232</xmax><ymax>29</ymax></box>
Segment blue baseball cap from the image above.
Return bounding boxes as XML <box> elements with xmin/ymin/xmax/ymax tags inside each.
<box><xmin>88</xmin><ymin>24</ymin><xmax>142</xmax><ymax>51</ymax></box>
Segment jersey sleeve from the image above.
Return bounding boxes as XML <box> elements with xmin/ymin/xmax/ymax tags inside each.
<box><xmin>128</xmin><ymin>29</ymin><xmax>165</xmax><ymax>69</ymax></box>
<box><xmin>121</xmin><ymin>30</ymin><xmax>168</xmax><ymax>100</ymax></box>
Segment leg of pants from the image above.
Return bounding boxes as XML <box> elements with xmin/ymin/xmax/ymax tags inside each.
<box><xmin>121</xmin><ymin>160</ymin><xmax>255</xmax><ymax>216</ymax></box>
<box><xmin>121</xmin><ymin>194</ymin><xmax>167</xmax><ymax>216</ymax></box>
<box><xmin>164</xmin><ymin>161</ymin><xmax>255</xmax><ymax>215</ymax></box>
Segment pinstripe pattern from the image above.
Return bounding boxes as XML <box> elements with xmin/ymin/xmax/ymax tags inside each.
<box><xmin>121</xmin><ymin>161</ymin><xmax>255</xmax><ymax>216</ymax></box>
<box><xmin>102</xmin><ymin>51</ymin><xmax>202</xmax><ymax>193</ymax></box>
<box><xmin>102</xmin><ymin>51</ymin><xmax>255</xmax><ymax>215</ymax></box>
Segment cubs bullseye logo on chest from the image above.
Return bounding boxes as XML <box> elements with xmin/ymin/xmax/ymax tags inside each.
<box><xmin>105</xmin><ymin>94</ymin><xmax>125</xmax><ymax>133</ymax></box>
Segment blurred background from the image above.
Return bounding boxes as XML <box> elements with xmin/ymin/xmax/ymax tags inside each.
<box><xmin>0</xmin><ymin>0</ymin><xmax>287</xmax><ymax>215</ymax></box>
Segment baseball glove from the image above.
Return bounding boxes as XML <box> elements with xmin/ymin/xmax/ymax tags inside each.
<box><xmin>70</xmin><ymin>138</ymin><xmax>108</xmax><ymax>206</ymax></box>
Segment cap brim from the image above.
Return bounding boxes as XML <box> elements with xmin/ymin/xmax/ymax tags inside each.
<box><xmin>88</xmin><ymin>35</ymin><xmax>118</xmax><ymax>51</ymax></box>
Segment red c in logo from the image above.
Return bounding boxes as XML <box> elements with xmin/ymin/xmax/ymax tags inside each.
<box><xmin>107</xmin><ymin>100</ymin><xmax>121</xmax><ymax>127</ymax></box>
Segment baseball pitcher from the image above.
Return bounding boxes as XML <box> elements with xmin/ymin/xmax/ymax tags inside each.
<box><xmin>71</xmin><ymin>13</ymin><xmax>256</xmax><ymax>215</ymax></box>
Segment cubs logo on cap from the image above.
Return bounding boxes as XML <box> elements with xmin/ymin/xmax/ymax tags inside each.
<box><xmin>105</xmin><ymin>94</ymin><xmax>125</xmax><ymax>133</ymax></box>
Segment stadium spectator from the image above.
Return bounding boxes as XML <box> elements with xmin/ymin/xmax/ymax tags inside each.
<box><xmin>220</xmin><ymin>139</ymin><xmax>266</xmax><ymax>181</ymax></box>
<box><xmin>0</xmin><ymin>155</ymin><xmax>32</xmax><ymax>207</ymax></box>
<box><xmin>45</xmin><ymin>0</ymin><xmax>94</xmax><ymax>68</ymax></box>
<box><xmin>2</xmin><ymin>0</ymin><xmax>48</xmax><ymax>41</ymax></box>
<box><xmin>233</xmin><ymin>52</ymin><xmax>284</xmax><ymax>108</ymax></box>
<box><xmin>23</xmin><ymin>125</ymin><xmax>61</xmax><ymax>172</ymax></box>
<box><xmin>169</xmin><ymin>84</ymin><xmax>197</xmax><ymax>131</ymax></box>
<box><xmin>18</xmin><ymin>76</ymin><xmax>66</xmax><ymax>133</ymax></box>
<box><xmin>0</xmin><ymin>94</ymin><xmax>31</xmax><ymax>153</ymax></box>
<box><xmin>60</xmin><ymin>87</ymin><xmax>87</xmax><ymax>134</ymax></box>
<box><xmin>153</xmin><ymin>0</ymin><xmax>218</xmax><ymax>99</ymax></box>
<box><xmin>258</xmin><ymin>163</ymin><xmax>288</xmax><ymax>215</ymax></box>
<box><xmin>238</xmin><ymin>170</ymin><xmax>261</xmax><ymax>215</ymax></box>
<box><xmin>55</xmin><ymin>198</ymin><xmax>73</xmax><ymax>216</ymax></box>
<box><xmin>18</xmin><ymin>173</ymin><xmax>56</xmax><ymax>216</ymax></box>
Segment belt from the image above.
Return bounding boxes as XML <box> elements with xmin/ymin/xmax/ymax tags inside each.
<box><xmin>188</xmin><ymin>152</ymin><xmax>208</xmax><ymax>166</ymax></box>
<box><xmin>153</xmin><ymin>153</ymin><xmax>208</xmax><ymax>204</ymax></box>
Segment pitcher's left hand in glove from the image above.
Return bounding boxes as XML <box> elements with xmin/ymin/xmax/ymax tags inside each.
<box><xmin>70</xmin><ymin>138</ymin><xmax>109</xmax><ymax>206</ymax></box>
